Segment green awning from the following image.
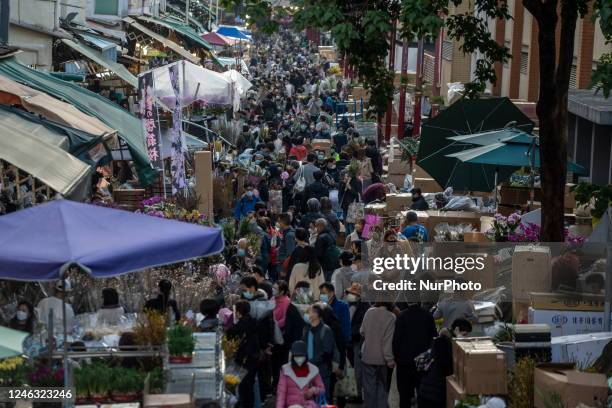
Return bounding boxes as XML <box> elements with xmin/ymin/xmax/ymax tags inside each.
<box><xmin>0</xmin><ymin>109</ymin><xmax>91</xmax><ymax>195</ymax></box>
<box><xmin>61</xmin><ymin>39</ymin><xmax>138</xmax><ymax>87</ymax></box>
<box><xmin>138</xmin><ymin>15</ymin><xmax>212</xmax><ymax>51</ymax></box>
<box><xmin>48</xmin><ymin>72</ymin><xmax>86</xmax><ymax>82</ymax></box>
<box><xmin>0</xmin><ymin>57</ymin><xmax>156</xmax><ymax>185</ymax></box>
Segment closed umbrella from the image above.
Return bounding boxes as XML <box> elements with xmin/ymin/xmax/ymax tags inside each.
<box><xmin>416</xmin><ymin>97</ymin><xmax>534</xmax><ymax>192</ymax></box>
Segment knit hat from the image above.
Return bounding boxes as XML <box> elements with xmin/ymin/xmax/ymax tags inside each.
<box><xmin>291</xmin><ymin>340</ymin><xmax>307</xmax><ymax>357</ymax></box>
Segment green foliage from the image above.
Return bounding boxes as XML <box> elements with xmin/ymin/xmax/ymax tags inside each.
<box><xmin>74</xmin><ymin>362</ymin><xmax>146</xmax><ymax>397</ymax></box>
<box><xmin>590</xmin><ymin>52</ymin><xmax>612</xmax><ymax>98</ymax></box>
<box><xmin>571</xmin><ymin>182</ymin><xmax>612</xmax><ymax>219</ymax></box>
<box><xmin>167</xmin><ymin>324</ymin><xmax>195</xmax><ymax>356</ymax></box>
<box><xmin>508</xmin><ymin>357</ymin><xmax>536</xmax><ymax>408</ymax></box>
<box><xmin>454</xmin><ymin>396</ymin><xmax>481</xmax><ymax>407</ymax></box>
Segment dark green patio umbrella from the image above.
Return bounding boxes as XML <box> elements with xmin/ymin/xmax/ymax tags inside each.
<box><xmin>416</xmin><ymin>97</ymin><xmax>534</xmax><ymax>192</ymax></box>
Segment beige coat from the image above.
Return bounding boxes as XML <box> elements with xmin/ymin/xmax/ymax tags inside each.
<box><xmin>289</xmin><ymin>262</ymin><xmax>325</xmax><ymax>299</ymax></box>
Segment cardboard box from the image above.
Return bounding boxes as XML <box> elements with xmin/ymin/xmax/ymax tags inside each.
<box><xmin>386</xmin><ymin>193</ymin><xmax>412</xmax><ymax>213</ymax></box>
<box><xmin>364</xmin><ymin>203</ymin><xmax>387</xmax><ymax>216</ymax></box>
<box><xmin>194</xmin><ymin>151</ymin><xmax>213</xmax><ymax>221</ymax></box>
<box><xmin>452</xmin><ymin>337</ymin><xmax>507</xmax><ymax>395</ymax></box>
<box><xmin>446</xmin><ymin>376</ymin><xmax>467</xmax><ymax>408</ymax></box>
<box><xmin>413</xmin><ymin>164</ymin><xmax>430</xmax><ymax>179</ymax></box>
<box><xmin>414</xmin><ymin>177</ymin><xmax>443</xmax><ymax>193</ymax></box>
<box><xmin>387</xmin><ymin>159</ymin><xmax>411</xmax><ymax>175</ymax></box>
<box><xmin>463</xmin><ymin>232</ymin><xmax>488</xmax><ymax>242</ymax></box>
<box><xmin>528</xmin><ymin>307</ymin><xmax>612</xmax><ymax>337</ymax></box>
<box><xmin>426</xmin><ymin>211</ymin><xmax>482</xmax><ymax>233</ymax></box>
<box><xmin>530</xmin><ymin>292</ymin><xmax>605</xmax><ymax>312</ymax></box>
<box><xmin>387</xmin><ymin>173</ymin><xmax>407</xmax><ymax>189</ymax></box>
<box><xmin>551</xmin><ymin>332</ymin><xmax>612</xmax><ymax>367</ymax></box>
<box><xmin>511</xmin><ymin>246</ymin><xmax>551</xmax><ymax>302</ymax></box>
<box><xmin>534</xmin><ymin>363</ymin><xmax>609</xmax><ymax>408</ymax></box>
<box><xmin>312</xmin><ymin>139</ymin><xmax>332</xmax><ymax>156</ymax></box>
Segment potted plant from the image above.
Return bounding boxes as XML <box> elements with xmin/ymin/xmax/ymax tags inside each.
<box><xmin>167</xmin><ymin>324</ymin><xmax>195</xmax><ymax>364</ymax></box>
<box><xmin>89</xmin><ymin>363</ymin><xmax>111</xmax><ymax>403</ymax></box>
<box><xmin>111</xmin><ymin>368</ymin><xmax>144</xmax><ymax>402</ymax></box>
<box><xmin>571</xmin><ymin>182</ymin><xmax>612</xmax><ymax>226</ymax></box>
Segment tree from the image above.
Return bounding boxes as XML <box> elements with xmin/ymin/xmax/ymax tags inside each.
<box><xmin>225</xmin><ymin>0</ymin><xmax>611</xmax><ymax>241</ymax></box>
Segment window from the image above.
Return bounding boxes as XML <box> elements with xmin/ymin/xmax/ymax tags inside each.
<box><xmin>569</xmin><ymin>56</ymin><xmax>577</xmax><ymax>88</ymax></box>
<box><xmin>94</xmin><ymin>0</ymin><xmax>119</xmax><ymax>15</ymax></box>
<box><xmin>520</xmin><ymin>51</ymin><xmax>528</xmax><ymax>75</ymax></box>
<box><xmin>442</xmin><ymin>40</ymin><xmax>453</xmax><ymax>61</ymax></box>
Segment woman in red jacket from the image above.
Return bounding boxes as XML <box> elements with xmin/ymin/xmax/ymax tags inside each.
<box><xmin>276</xmin><ymin>341</ymin><xmax>325</xmax><ymax>408</ymax></box>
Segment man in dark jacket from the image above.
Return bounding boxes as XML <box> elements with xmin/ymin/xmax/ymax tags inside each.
<box><xmin>392</xmin><ymin>303</ymin><xmax>438</xmax><ymax>408</ymax></box>
<box><xmin>226</xmin><ymin>300</ymin><xmax>259</xmax><ymax>407</ymax></box>
<box><xmin>276</xmin><ymin>213</ymin><xmax>295</xmax><ymax>277</ymax></box>
<box><xmin>314</xmin><ymin>218</ymin><xmax>340</xmax><ymax>281</ymax></box>
<box><xmin>364</xmin><ymin>138</ymin><xmax>383</xmax><ymax>176</ymax></box>
<box><xmin>300</xmin><ymin>198</ymin><xmax>324</xmax><ymax>229</ymax></box>
<box><xmin>302</xmin><ymin>171</ymin><xmax>329</xmax><ymax>211</ymax></box>
<box><xmin>410</xmin><ymin>188</ymin><xmax>430</xmax><ymax>211</ymax></box>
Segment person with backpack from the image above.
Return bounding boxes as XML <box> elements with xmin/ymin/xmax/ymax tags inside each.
<box><xmin>303</xmin><ymin>304</ymin><xmax>335</xmax><ymax>400</ymax></box>
<box><xmin>314</xmin><ymin>218</ymin><xmax>340</xmax><ymax>281</ymax></box>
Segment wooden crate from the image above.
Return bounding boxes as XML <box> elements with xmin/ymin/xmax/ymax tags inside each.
<box><xmin>113</xmin><ymin>188</ymin><xmax>145</xmax><ymax>211</ymax></box>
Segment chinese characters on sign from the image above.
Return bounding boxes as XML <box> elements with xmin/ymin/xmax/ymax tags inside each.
<box><xmin>139</xmin><ymin>72</ymin><xmax>163</xmax><ymax>170</ymax></box>
<box><xmin>169</xmin><ymin>63</ymin><xmax>187</xmax><ymax>195</ymax></box>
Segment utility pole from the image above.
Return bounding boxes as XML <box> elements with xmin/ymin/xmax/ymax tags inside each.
<box><xmin>0</xmin><ymin>0</ymin><xmax>8</xmax><ymax>44</ymax></box>
<box><xmin>384</xmin><ymin>20</ymin><xmax>397</xmax><ymax>142</ymax></box>
<box><xmin>397</xmin><ymin>39</ymin><xmax>409</xmax><ymax>139</ymax></box>
<box><xmin>412</xmin><ymin>38</ymin><xmax>424</xmax><ymax>136</ymax></box>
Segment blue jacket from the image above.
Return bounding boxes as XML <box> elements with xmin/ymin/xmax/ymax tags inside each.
<box><xmin>233</xmin><ymin>194</ymin><xmax>259</xmax><ymax>219</ymax></box>
<box><xmin>330</xmin><ymin>297</ymin><xmax>351</xmax><ymax>345</ymax></box>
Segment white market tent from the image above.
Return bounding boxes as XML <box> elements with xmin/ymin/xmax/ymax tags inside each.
<box><xmin>149</xmin><ymin>60</ymin><xmax>250</xmax><ymax>110</ymax></box>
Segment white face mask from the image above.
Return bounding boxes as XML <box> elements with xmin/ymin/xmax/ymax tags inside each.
<box><xmin>293</xmin><ymin>356</ymin><xmax>306</xmax><ymax>366</ymax></box>
<box><xmin>16</xmin><ymin>310</ymin><xmax>28</xmax><ymax>321</ymax></box>
<box><xmin>346</xmin><ymin>294</ymin><xmax>358</xmax><ymax>302</ymax></box>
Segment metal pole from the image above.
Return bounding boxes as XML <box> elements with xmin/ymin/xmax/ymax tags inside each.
<box><xmin>61</xmin><ymin>277</ymin><xmax>70</xmax><ymax>408</ymax></box>
<box><xmin>185</xmin><ymin>0</ymin><xmax>190</xmax><ymax>24</ymax></box>
<box><xmin>604</xmin><ymin>207</ymin><xmax>612</xmax><ymax>331</ymax></box>
<box><xmin>0</xmin><ymin>0</ymin><xmax>10</xmax><ymax>43</ymax></box>
<box><xmin>412</xmin><ymin>38</ymin><xmax>424</xmax><ymax>137</ymax></box>
<box><xmin>397</xmin><ymin>38</ymin><xmax>409</xmax><ymax>139</ymax></box>
<box><xmin>432</xmin><ymin>28</ymin><xmax>443</xmax><ymax>97</ymax></box>
<box><xmin>384</xmin><ymin>20</ymin><xmax>397</xmax><ymax>142</ymax></box>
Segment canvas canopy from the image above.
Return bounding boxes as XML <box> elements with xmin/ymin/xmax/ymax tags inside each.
<box><xmin>0</xmin><ymin>115</ymin><xmax>91</xmax><ymax>195</ymax></box>
<box><xmin>217</xmin><ymin>26</ymin><xmax>251</xmax><ymax>41</ymax></box>
<box><xmin>0</xmin><ymin>75</ymin><xmax>114</xmax><ymax>138</ymax></box>
<box><xmin>222</xmin><ymin>69</ymin><xmax>253</xmax><ymax>109</ymax></box>
<box><xmin>0</xmin><ymin>199</ymin><xmax>224</xmax><ymax>281</ymax></box>
<box><xmin>61</xmin><ymin>39</ymin><xmax>138</xmax><ymax>87</ymax></box>
<box><xmin>123</xmin><ymin>17</ymin><xmax>199</xmax><ymax>64</ymax></box>
<box><xmin>0</xmin><ymin>57</ymin><xmax>156</xmax><ymax>185</ymax></box>
<box><xmin>149</xmin><ymin>60</ymin><xmax>234</xmax><ymax>107</ymax></box>
<box><xmin>202</xmin><ymin>32</ymin><xmax>230</xmax><ymax>46</ymax></box>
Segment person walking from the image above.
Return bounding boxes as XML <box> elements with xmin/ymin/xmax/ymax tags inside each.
<box><xmin>303</xmin><ymin>304</ymin><xmax>335</xmax><ymax>399</ymax></box>
<box><xmin>393</xmin><ymin>303</ymin><xmax>438</xmax><ymax>408</ymax></box>
<box><xmin>360</xmin><ymin>303</ymin><xmax>396</xmax><ymax>408</ymax></box>
<box><xmin>275</xmin><ymin>341</ymin><xmax>326</xmax><ymax>408</ymax></box>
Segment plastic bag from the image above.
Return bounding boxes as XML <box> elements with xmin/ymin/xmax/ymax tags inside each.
<box><xmin>447</xmin><ymin>82</ymin><xmax>465</xmax><ymax>105</ymax></box>
<box><xmin>443</xmin><ymin>196</ymin><xmax>480</xmax><ymax>212</ymax></box>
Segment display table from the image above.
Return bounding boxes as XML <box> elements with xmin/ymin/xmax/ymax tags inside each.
<box><xmin>163</xmin><ymin>332</ymin><xmax>222</xmax><ymax>405</ymax></box>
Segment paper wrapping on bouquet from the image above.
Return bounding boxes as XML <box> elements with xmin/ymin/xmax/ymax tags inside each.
<box><xmin>138</xmin><ymin>71</ymin><xmax>162</xmax><ymax>170</ymax></box>
<box><xmin>362</xmin><ymin>214</ymin><xmax>381</xmax><ymax>239</ymax></box>
<box><xmin>452</xmin><ymin>337</ymin><xmax>507</xmax><ymax>395</ymax></box>
<box><xmin>345</xmin><ymin>202</ymin><xmax>364</xmax><ymax>224</ymax></box>
<box><xmin>268</xmin><ymin>189</ymin><xmax>282</xmax><ymax>214</ymax></box>
<box><xmin>534</xmin><ymin>363</ymin><xmax>608</xmax><ymax>408</ymax></box>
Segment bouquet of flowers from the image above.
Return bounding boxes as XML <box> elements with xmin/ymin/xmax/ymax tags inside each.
<box><xmin>490</xmin><ymin>212</ymin><xmax>522</xmax><ymax>241</ymax></box>
<box><xmin>138</xmin><ymin>196</ymin><xmax>208</xmax><ymax>225</ymax></box>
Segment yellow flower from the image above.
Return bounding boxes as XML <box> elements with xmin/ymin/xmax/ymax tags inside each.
<box><xmin>224</xmin><ymin>374</ymin><xmax>240</xmax><ymax>386</ymax></box>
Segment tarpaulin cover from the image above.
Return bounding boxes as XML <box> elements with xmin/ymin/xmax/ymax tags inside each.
<box><xmin>0</xmin><ymin>57</ymin><xmax>156</xmax><ymax>185</ymax></box>
<box><xmin>0</xmin><ymin>75</ymin><xmax>114</xmax><ymax>137</ymax></box>
<box><xmin>0</xmin><ymin>199</ymin><xmax>225</xmax><ymax>281</ymax></box>
<box><xmin>149</xmin><ymin>60</ymin><xmax>233</xmax><ymax>107</ymax></box>
<box><xmin>123</xmin><ymin>17</ymin><xmax>199</xmax><ymax>64</ymax></box>
<box><xmin>61</xmin><ymin>39</ymin><xmax>138</xmax><ymax>87</ymax></box>
<box><xmin>0</xmin><ymin>326</ymin><xmax>28</xmax><ymax>359</ymax></box>
<box><xmin>222</xmin><ymin>69</ymin><xmax>253</xmax><ymax>110</ymax></box>
<box><xmin>202</xmin><ymin>32</ymin><xmax>230</xmax><ymax>46</ymax></box>
<box><xmin>0</xmin><ymin>105</ymin><xmax>109</xmax><ymax>165</ymax></box>
<box><xmin>216</xmin><ymin>26</ymin><xmax>251</xmax><ymax>41</ymax></box>
<box><xmin>0</xmin><ymin>115</ymin><xmax>91</xmax><ymax>195</ymax></box>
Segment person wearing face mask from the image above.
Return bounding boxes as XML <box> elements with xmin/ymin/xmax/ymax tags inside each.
<box><xmin>234</xmin><ymin>184</ymin><xmax>260</xmax><ymax>220</ymax></box>
<box><xmin>226</xmin><ymin>300</ymin><xmax>259</xmax><ymax>408</ymax></box>
<box><xmin>10</xmin><ymin>300</ymin><xmax>36</xmax><ymax>334</ymax></box>
<box><xmin>275</xmin><ymin>340</ymin><xmax>325</xmax><ymax>408</ymax></box>
<box><xmin>302</xmin><ymin>304</ymin><xmax>335</xmax><ymax>401</ymax></box>
<box><xmin>331</xmin><ymin>252</ymin><xmax>355</xmax><ymax>301</ymax></box>
<box><xmin>344</xmin><ymin>283</ymin><xmax>368</xmax><ymax>403</ymax></box>
<box><xmin>271</xmin><ymin>281</ymin><xmax>304</xmax><ymax>390</ymax></box>
<box><xmin>289</xmin><ymin>246</ymin><xmax>324</xmax><ymax>299</ymax></box>
<box><xmin>37</xmin><ymin>279</ymin><xmax>75</xmax><ymax>334</ymax></box>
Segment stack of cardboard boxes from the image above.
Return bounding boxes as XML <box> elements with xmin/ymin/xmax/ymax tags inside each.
<box><xmin>511</xmin><ymin>245</ymin><xmax>552</xmax><ymax>321</ymax></box>
<box><xmin>533</xmin><ymin>363</ymin><xmax>608</xmax><ymax>408</ymax></box>
<box><xmin>446</xmin><ymin>338</ymin><xmax>507</xmax><ymax>408</ymax></box>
